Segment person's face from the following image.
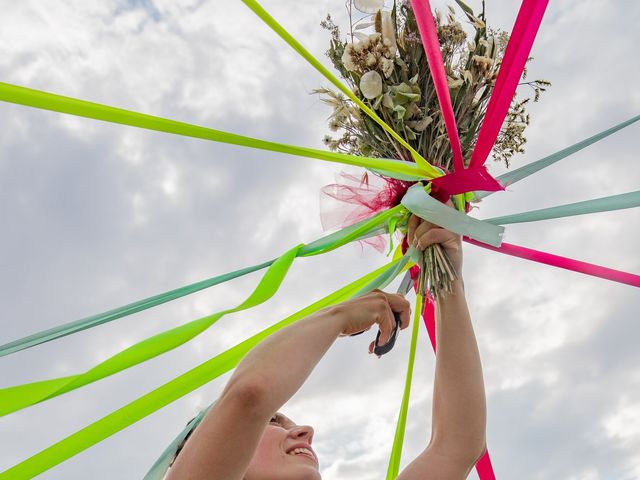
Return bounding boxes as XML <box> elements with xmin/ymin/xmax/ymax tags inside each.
<box><xmin>244</xmin><ymin>413</ymin><xmax>321</xmax><ymax>480</ymax></box>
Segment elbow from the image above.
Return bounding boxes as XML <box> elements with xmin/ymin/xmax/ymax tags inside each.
<box><xmin>220</xmin><ymin>375</ymin><xmax>272</xmax><ymax>417</ymax></box>
<box><xmin>428</xmin><ymin>431</ymin><xmax>487</xmax><ymax>468</ymax></box>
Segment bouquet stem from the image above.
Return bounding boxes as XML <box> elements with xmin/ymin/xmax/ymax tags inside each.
<box><xmin>418</xmin><ymin>244</ymin><xmax>458</xmax><ymax>299</ymax></box>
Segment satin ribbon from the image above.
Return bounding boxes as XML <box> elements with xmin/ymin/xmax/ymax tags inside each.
<box><xmin>484</xmin><ymin>191</ymin><xmax>640</xmax><ymax>225</ymax></box>
<box><xmin>474</xmin><ymin>114</ymin><xmax>640</xmax><ymax>201</ymax></box>
<box><xmin>401</xmin><ymin>184</ymin><xmax>505</xmax><ymax>247</ymax></box>
<box><xmin>469</xmin><ymin>0</ymin><xmax>549</xmax><ymax>168</ymax></box>
<box><xmin>0</xmin><ymin>82</ymin><xmax>427</xmax><ymax>179</ymax></box>
<box><xmin>465</xmin><ymin>238</ymin><xmax>640</xmax><ymax>287</ymax></box>
<box><xmin>0</xmin><ymin>205</ymin><xmax>407</xmax><ymax>357</ymax></box>
<box><xmin>241</xmin><ymin>0</ymin><xmax>440</xmax><ymax>177</ymax></box>
<box><xmin>385</xmin><ymin>294</ymin><xmax>424</xmax><ymax>479</ymax></box>
<box><xmin>410</xmin><ymin>0</ymin><xmax>464</xmax><ymax>172</ymax></box>
<box><xmin>0</xmin><ymin>207</ymin><xmax>411</xmax><ymax>416</ymax></box>
<box><xmin>0</xmin><ymin>260</ymin><xmax>406</xmax><ymax>479</ymax></box>
<box><xmin>430</xmin><ymin>167</ymin><xmax>504</xmax><ymax>201</ymax></box>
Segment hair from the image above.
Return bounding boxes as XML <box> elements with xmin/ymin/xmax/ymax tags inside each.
<box><xmin>168</xmin><ymin>413</ymin><xmax>200</xmax><ymax>468</ymax></box>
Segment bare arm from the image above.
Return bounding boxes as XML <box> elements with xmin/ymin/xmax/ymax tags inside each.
<box><xmin>398</xmin><ymin>216</ymin><xmax>486</xmax><ymax>480</ymax></box>
<box><xmin>167</xmin><ymin>291</ymin><xmax>410</xmax><ymax>480</ymax></box>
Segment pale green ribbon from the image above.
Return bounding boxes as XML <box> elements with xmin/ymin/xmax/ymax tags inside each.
<box><xmin>484</xmin><ymin>190</ymin><xmax>640</xmax><ymax>225</ymax></box>
<box><xmin>401</xmin><ymin>184</ymin><xmax>505</xmax><ymax>247</ymax></box>
<box><xmin>0</xmin><ymin>205</ymin><xmax>407</xmax><ymax>357</ymax></box>
<box><xmin>0</xmin><ymin>259</ymin><xmax>408</xmax><ymax>479</ymax></box>
<box><xmin>0</xmin><ymin>207</ymin><xmax>409</xmax><ymax>417</ymax></box>
<box><xmin>143</xmin><ymin>404</ymin><xmax>215</xmax><ymax>480</ymax></box>
<box><xmin>474</xmin><ymin>114</ymin><xmax>640</xmax><ymax>201</ymax></box>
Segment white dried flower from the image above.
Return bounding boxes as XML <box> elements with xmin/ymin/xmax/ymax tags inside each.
<box><xmin>353</xmin><ymin>0</ymin><xmax>384</xmax><ymax>14</ymax></box>
<box><xmin>342</xmin><ymin>44</ymin><xmax>357</xmax><ymax>72</ymax></box>
<box><xmin>381</xmin><ymin>11</ymin><xmax>397</xmax><ymax>55</ymax></box>
<box><xmin>366</xmin><ymin>52</ymin><xmax>378</xmax><ymax>67</ymax></box>
<box><xmin>447</xmin><ymin>77</ymin><xmax>464</xmax><ymax>89</ymax></box>
<box><xmin>381</xmin><ymin>57</ymin><xmax>394</xmax><ymax>78</ymax></box>
<box><xmin>360</xmin><ymin>70</ymin><xmax>383</xmax><ymax>99</ymax></box>
<box><xmin>368</xmin><ymin>32</ymin><xmax>382</xmax><ymax>44</ymax></box>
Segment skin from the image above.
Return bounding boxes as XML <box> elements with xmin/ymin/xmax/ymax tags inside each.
<box><xmin>167</xmin><ymin>215</ymin><xmax>486</xmax><ymax>480</ymax></box>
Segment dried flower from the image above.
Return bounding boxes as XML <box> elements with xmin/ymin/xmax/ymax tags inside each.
<box><xmin>360</xmin><ymin>70</ymin><xmax>383</xmax><ymax>99</ymax></box>
<box><xmin>354</xmin><ymin>0</ymin><xmax>384</xmax><ymax>14</ymax></box>
<box><xmin>381</xmin><ymin>57</ymin><xmax>395</xmax><ymax>78</ymax></box>
<box><xmin>341</xmin><ymin>43</ymin><xmax>357</xmax><ymax>72</ymax></box>
<box><xmin>380</xmin><ymin>11</ymin><xmax>397</xmax><ymax>55</ymax></box>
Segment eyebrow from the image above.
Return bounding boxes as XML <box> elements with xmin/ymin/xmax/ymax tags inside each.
<box><xmin>275</xmin><ymin>413</ymin><xmax>295</xmax><ymax>428</ymax></box>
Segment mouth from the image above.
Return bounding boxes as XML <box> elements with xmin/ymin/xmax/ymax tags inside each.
<box><xmin>287</xmin><ymin>446</ymin><xmax>318</xmax><ymax>465</ymax></box>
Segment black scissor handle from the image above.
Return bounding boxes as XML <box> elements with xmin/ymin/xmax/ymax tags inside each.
<box><xmin>349</xmin><ymin>311</ymin><xmax>402</xmax><ymax>356</ymax></box>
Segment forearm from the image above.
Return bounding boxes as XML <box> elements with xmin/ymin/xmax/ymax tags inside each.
<box><xmin>221</xmin><ymin>307</ymin><xmax>344</xmax><ymax>416</ymax></box>
<box><xmin>430</xmin><ymin>279</ymin><xmax>486</xmax><ymax>457</ymax></box>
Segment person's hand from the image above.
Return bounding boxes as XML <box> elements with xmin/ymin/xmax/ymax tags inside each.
<box><xmin>331</xmin><ymin>290</ymin><xmax>411</xmax><ymax>352</ymax></box>
<box><xmin>407</xmin><ymin>212</ymin><xmax>463</xmax><ymax>277</ymax></box>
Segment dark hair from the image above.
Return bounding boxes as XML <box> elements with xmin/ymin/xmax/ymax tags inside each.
<box><xmin>168</xmin><ymin>414</ymin><xmax>200</xmax><ymax>468</ymax></box>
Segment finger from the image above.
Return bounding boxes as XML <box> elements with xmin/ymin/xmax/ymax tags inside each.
<box><xmin>368</xmin><ymin>340</ymin><xmax>375</xmax><ymax>354</ymax></box>
<box><xmin>377</xmin><ymin>301</ymin><xmax>396</xmax><ymax>346</ymax></box>
<box><xmin>407</xmin><ymin>214</ymin><xmax>421</xmax><ymax>245</ymax></box>
<box><xmin>384</xmin><ymin>293</ymin><xmax>411</xmax><ymax>330</ymax></box>
<box><xmin>412</xmin><ymin>219</ymin><xmax>437</xmax><ymax>247</ymax></box>
<box><xmin>415</xmin><ymin>227</ymin><xmax>461</xmax><ymax>251</ymax></box>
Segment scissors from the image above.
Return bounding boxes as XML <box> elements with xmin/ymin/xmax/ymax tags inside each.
<box><xmin>351</xmin><ymin>270</ymin><xmax>414</xmax><ymax>356</ymax></box>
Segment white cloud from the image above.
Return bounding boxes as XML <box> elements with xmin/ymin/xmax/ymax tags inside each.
<box><xmin>0</xmin><ymin>0</ymin><xmax>639</xmax><ymax>479</ymax></box>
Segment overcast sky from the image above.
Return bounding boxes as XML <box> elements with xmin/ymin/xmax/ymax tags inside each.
<box><xmin>1</xmin><ymin>0</ymin><xmax>639</xmax><ymax>479</ymax></box>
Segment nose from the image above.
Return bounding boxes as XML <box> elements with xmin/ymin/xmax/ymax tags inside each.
<box><xmin>289</xmin><ymin>424</ymin><xmax>314</xmax><ymax>444</ymax></box>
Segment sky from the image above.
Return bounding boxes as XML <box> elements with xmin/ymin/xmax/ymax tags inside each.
<box><xmin>0</xmin><ymin>0</ymin><xmax>639</xmax><ymax>479</ymax></box>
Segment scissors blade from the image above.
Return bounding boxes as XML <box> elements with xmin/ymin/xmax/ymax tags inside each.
<box><xmin>396</xmin><ymin>270</ymin><xmax>414</xmax><ymax>296</ymax></box>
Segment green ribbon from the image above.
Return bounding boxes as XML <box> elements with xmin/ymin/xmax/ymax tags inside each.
<box><xmin>240</xmin><ymin>0</ymin><xmax>441</xmax><ymax>178</ymax></box>
<box><xmin>0</xmin><ymin>207</ymin><xmax>409</xmax><ymax>416</ymax></box>
<box><xmin>0</xmin><ymin>82</ymin><xmax>425</xmax><ymax>179</ymax></box>
<box><xmin>0</xmin><ymin>259</ymin><xmax>404</xmax><ymax>480</ymax></box>
<box><xmin>474</xmin><ymin>114</ymin><xmax>640</xmax><ymax>201</ymax></box>
<box><xmin>401</xmin><ymin>184</ymin><xmax>505</xmax><ymax>247</ymax></box>
<box><xmin>143</xmin><ymin>404</ymin><xmax>215</xmax><ymax>480</ymax></box>
<box><xmin>386</xmin><ymin>294</ymin><xmax>423</xmax><ymax>479</ymax></box>
<box><xmin>484</xmin><ymin>190</ymin><xmax>640</xmax><ymax>225</ymax></box>
<box><xmin>0</xmin><ymin>205</ymin><xmax>407</xmax><ymax>357</ymax></box>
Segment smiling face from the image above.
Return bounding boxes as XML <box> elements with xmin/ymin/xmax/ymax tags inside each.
<box><xmin>244</xmin><ymin>413</ymin><xmax>321</xmax><ymax>480</ymax></box>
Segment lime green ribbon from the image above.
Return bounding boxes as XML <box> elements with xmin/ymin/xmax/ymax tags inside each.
<box><xmin>0</xmin><ymin>259</ymin><xmax>405</xmax><ymax>479</ymax></box>
<box><xmin>0</xmin><ymin>206</ymin><xmax>410</xmax><ymax>416</ymax></box>
<box><xmin>0</xmin><ymin>205</ymin><xmax>407</xmax><ymax>357</ymax></box>
<box><xmin>241</xmin><ymin>0</ymin><xmax>442</xmax><ymax>179</ymax></box>
<box><xmin>0</xmin><ymin>82</ymin><xmax>426</xmax><ymax>179</ymax></box>
<box><xmin>386</xmin><ymin>293</ymin><xmax>424</xmax><ymax>479</ymax></box>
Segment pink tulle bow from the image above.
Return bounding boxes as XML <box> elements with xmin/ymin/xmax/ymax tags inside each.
<box><xmin>320</xmin><ymin>171</ymin><xmax>414</xmax><ymax>252</ymax></box>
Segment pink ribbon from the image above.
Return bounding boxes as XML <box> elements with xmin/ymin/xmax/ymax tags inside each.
<box><xmin>464</xmin><ymin>238</ymin><xmax>640</xmax><ymax>287</ymax></box>
<box><xmin>430</xmin><ymin>166</ymin><xmax>504</xmax><ymax>201</ymax></box>
<box><xmin>410</xmin><ymin>0</ymin><xmax>465</xmax><ymax>173</ymax></box>
<box><xmin>469</xmin><ymin>0</ymin><xmax>549</xmax><ymax>168</ymax></box>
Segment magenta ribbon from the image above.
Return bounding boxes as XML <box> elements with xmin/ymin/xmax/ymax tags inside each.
<box><xmin>410</xmin><ymin>0</ymin><xmax>464</xmax><ymax>173</ymax></box>
<box><xmin>469</xmin><ymin>0</ymin><xmax>549</xmax><ymax>168</ymax></box>
<box><xmin>430</xmin><ymin>166</ymin><xmax>503</xmax><ymax>200</ymax></box>
<box><xmin>464</xmin><ymin>238</ymin><xmax>640</xmax><ymax>287</ymax></box>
